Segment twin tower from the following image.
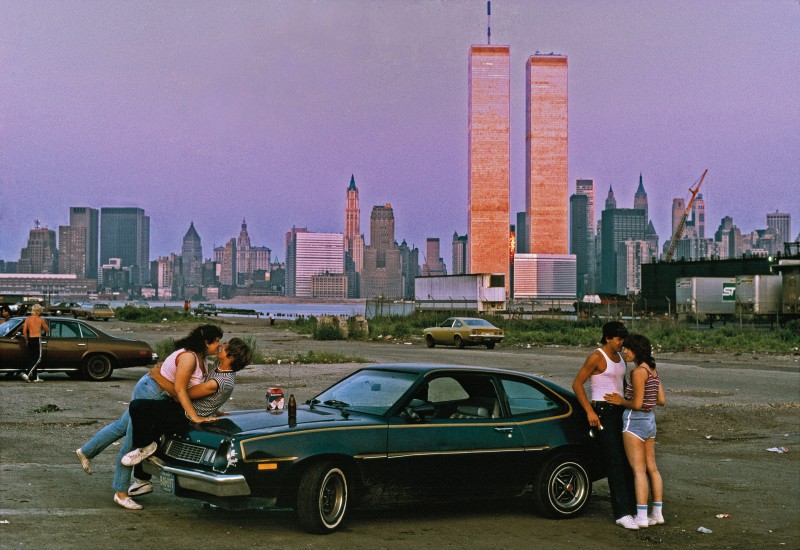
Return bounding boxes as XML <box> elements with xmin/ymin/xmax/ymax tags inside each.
<box><xmin>468</xmin><ymin>45</ymin><xmax>569</xmax><ymax>293</ymax></box>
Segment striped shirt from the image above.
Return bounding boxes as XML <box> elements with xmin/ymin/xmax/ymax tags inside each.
<box><xmin>191</xmin><ymin>368</ymin><xmax>236</xmax><ymax>418</ymax></box>
<box><xmin>624</xmin><ymin>367</ymin><xmax>660</xmax><ymax>413</ymax></box>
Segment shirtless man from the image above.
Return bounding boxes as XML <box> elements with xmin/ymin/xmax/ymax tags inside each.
<box><xmin>21</xmin><ymin>304</ymin><xmax>49</xmax><ymax>382</ymax></box>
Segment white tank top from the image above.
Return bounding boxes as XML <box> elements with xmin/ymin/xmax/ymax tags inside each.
<box><xmin>158</xmin><ymin>348</ymin><xmax>205</xmax><ymax>388</ymax></box>
<box><xmin>589</xmin><ymin>347</ymin><xmax>626</xmax><ymax>401</ymax></box>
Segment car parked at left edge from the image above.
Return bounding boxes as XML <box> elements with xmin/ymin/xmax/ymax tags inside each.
<box><xmin>0</xmin><ymin>316</ymin><xmax>157</xmax><ymax>381</ymax></box>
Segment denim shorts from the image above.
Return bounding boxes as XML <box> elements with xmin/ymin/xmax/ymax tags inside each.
<box><xmin>622</xmin><ymin>409</ymin><xmax>656</xmax><ymax>441</ymax></box>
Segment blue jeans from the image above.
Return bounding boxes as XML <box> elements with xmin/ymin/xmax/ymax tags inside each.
<box><xmin>79</xmin><ymin>374</ymin><xmax>168</xmax><ymax>493</ymax></box>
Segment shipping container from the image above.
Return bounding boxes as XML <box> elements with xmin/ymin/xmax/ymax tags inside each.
<box><xmin>415</xmin><ymin>274</ymin><xmax>506</xmax><ymax>313</ymax></box>
<box><xmin>735</xmin><ymin>275</ymin><xmax>782</xmax><ymax>315</ymax></box>
<box><xmin>675</xmin><ymin>277</ymin><xmax>737</xmax><ymax>316</ymax></box>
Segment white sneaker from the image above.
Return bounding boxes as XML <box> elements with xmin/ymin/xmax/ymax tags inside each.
<box><xmin>128</xmin><ymin>479</ymin><xmax>153</xmax><ymax>497</ymax></box>
<box><xmin>615</xmin><ymin>515</ymin><xmax>640</xmax><ymax>530</ymax></box>
<box><xmin>635</xmin><ymin>515</ymin><xmax>650</xmax><ymax>528</ymax></box>
<box><xmin>113</xmin><ymin>494</ymin><xmax>143</xmax><ymax>510</ymax></box>
<box><xmin>121</xmin><ymin>442</ymin><xmax>157</xmax><ymax>467</ymax></box>
<box><xmin>75</xmin><ymin>448</ymin><xmax>92</xmax><ymax>475</ymax></box>
<box><xmin>649</xmin><ymin>515</ymin><xmax>665</xmax><ymax>525</ymax></box>
<box><xmin>21</xmin><ymin>373</ymin><xmax>30</xmax><ymax>383</ymax></box>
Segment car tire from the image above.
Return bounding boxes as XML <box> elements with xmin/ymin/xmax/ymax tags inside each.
<box><xmin>454</xmin><ymin>335</ymin><xmax>465</xmax><ymax>349</ymax></box>
<box><xmin>296</xmin><ymin>461</ymin><xmax>349</xmax><ymax>534</ymax></box>
<box><xmin>532</xmin><ymin>454</ymin><xmax>591</xmax><ymax>518</ymax></box>
<box><xmin>425</xmin><ymin>335</ymin><xmax>436</xmax><ymax>348</ymax></box>
<box><xmin>485</xmin><ymin>342</ymin><xmax>495</xmax><ymax>349</ymax></box>
<box><xmin>81</xmin><ymin>355</ymin><xmax>113</xmax><ymax>381</ymax></box>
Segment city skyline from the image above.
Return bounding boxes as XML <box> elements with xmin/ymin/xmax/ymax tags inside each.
<box><xmin>2</xmin><ymin>1</ymin><xmax>798</xmax><ymax>262</ymax></box>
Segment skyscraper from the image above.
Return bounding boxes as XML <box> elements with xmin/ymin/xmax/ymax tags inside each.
<box><xmin>18</xmin><ymin>224</ymin><xmax>58</xmax><ymax>274</ymax></box>
<box><xmin>575</xmin><ymin>179</ymin><xmax>595</xmax><ymax>292</ymax></box>
<box><xmin>100</xmin><ymin>207</ymin><xmax>150</xmax><ymax>285</ymax></box>
<box><xmin>526</xmin><ymin>54</ymin><xmax>569</xmax><ymax>255</ymax></box>
<box><xmin>692</xmin><ymin>194</ymin><xmax>706</xmax><ymax>239</ymax></box>
<box><xmin>767</xmin><ymin>212</ymin><xmax>791</xmax><ymax>244</ymax></box>
<box><xmin>570</xmin><ymin>194</ymin><xmax>589</xmax><ymax>297</ymax></box>
<box><xmin>633</xmin><ymin>173</ymin><xmax>648</xmax><ymax>222</ymax></box>
<box><xmin>671</xmin><ymin>198</ymin><xmax>686</xmax><ymax>240</ymax></box>
<box><xmin>451</xmin><ymin>232</ymin><xmax>468</xmax><ymax>275</ymax></box>
<box><xmin>361</xmin><ymin>204</ymin><xmax>404</xmax><ymax>299</ymax></box>
<box><xmin>286</xmin><ymin>232</ymin><xmax>344</xmax><ymax>298</ymax></box>
<box><xmin>69</xmin><ymin>207</ymin><xmax>99</xmax><ymax>279</ymax></box>
<box><xmin>599</xmin><ymin>208</ymin><xmax>647</xmax><ymax>294</ymax></box>
<box><xmin>58</xmin><ymin>225</ymin><xmax>86</xmax><ymax>277</ymax></box>
<box><xmin>422</xmin><ymin>238</ymin><xmax>447</xmax><ymax>276</ymax></box>
<box><xmin>605</xmin><ymin>186</ymin><xmax>617</xmax><ymax>210</ymax></box>
<box><xmin>181</xmin><ymin>222</ymin><xmax>203</xmax><ymax>288</ymax></box>
<box><xmin>468</xmin><ymin>44</ymin><xmax>510</xmax><ymax>288</ymax></box>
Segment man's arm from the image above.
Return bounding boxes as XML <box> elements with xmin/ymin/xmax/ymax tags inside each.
<box><xmin>572</xmin><ymin>352</ymin><xmax>601</xmax><ymax>428</ymax></box>
<box><xmin>149</xmin><ymin>363</ymin><xmax>217</xmax><ymax>399</ymax></box>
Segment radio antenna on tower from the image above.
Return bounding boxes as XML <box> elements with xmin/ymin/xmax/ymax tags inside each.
<box><xmin>487</xmin><ymin>1</ymin><xmax>491</xmax><ymax>45</ymax></box>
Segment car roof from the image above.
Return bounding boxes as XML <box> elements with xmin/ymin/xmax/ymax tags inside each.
<box><xmin>360</xmin><ymin>363</ymin><xmax>523</xmax><ymax>377</ymax></box>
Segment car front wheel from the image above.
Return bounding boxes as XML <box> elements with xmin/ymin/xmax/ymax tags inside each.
<box><xmin>532</xmin><ymin>454</ymin><xmax>591</xmax><ymax>518</ymax></box>
<box><xmin>425</xmin><ymin>335</ymin><xmax>436</xmax><ymax>348</ymax></box>
<box><xmin>81</xmin><ymin>355</ymin><xmax>113</xmax><ymax>381</ymax></box>
<box><xmin>454</xmin><ymin>335</ymin><xmax>465</xmax><ymax>349</ymax></box>
<box><xmin>297</xmin><ymin>462</ymin><xmax>349</xmax><ymax>534</ymax></box>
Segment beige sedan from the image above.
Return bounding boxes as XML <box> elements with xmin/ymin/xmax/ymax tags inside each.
<box><xmin>422</xmin><ymin>317</ymin><xmax>504</xmax><ymax>349</ymax></box>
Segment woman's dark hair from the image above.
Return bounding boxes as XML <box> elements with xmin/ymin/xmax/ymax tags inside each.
<box><xmin>224</xmin><ymin>337</ymin><xmax>253</xmax><ymax>372</ymax></box>
<box><xmin>174</xmin><ymin>324</ymin><xmax>224</xmax><ymax>354</ymax></box>
<box><xmin>624</xmin><ymin>333</ymin><xmax>656</xmax><ymax>369</ymax></box>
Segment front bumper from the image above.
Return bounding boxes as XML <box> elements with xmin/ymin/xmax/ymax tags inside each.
<box><xmin>142</xmin><ymin>455</ymin><xmax>252</xmax><ymax>497</ymax></box>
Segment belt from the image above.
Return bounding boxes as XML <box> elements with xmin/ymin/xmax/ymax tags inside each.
<box><xmin>592</xmin><ymin>400</ymin><xmax>624</xmax><ymax>410</ymax></box>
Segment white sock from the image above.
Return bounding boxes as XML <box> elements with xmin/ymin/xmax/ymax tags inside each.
<box><xmin>652</xmin><ymin>502</ymin><xmax>663</xmax><ymax>518</ymax></box>
<box><xmin>636</xmin><ymin>504</ymin><xmax>648</xmax><ymax>521</ymax></box>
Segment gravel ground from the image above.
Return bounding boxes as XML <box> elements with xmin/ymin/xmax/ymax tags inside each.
<box><xmin>1</xmin><ymin>317</ymin><xmax>798</xmax><ymax>549</ymax></box>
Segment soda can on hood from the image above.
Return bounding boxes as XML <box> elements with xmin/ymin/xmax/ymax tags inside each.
<box><xmin>267</xmin><ymin>387</ymin><xmax>285</xmax><ymax>411</ymax></box>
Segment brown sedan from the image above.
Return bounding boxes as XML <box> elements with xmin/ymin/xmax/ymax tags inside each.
<box><xmin>0</xmin><ymin>316</ymin><xmax>157</xmax><ymax>381</ymax></box>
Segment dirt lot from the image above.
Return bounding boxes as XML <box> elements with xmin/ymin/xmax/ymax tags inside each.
<box><xmin>2</xmin><ymin>318</ymin><xmax>798</xmax><ymax>549</ymax></box>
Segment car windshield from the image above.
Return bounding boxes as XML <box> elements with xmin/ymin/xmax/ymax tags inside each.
<box><xmin>311</xmin><ymin>369</ymin><xmax>419</xmax><ymax>416</ymax></box>
<box><xmin>0</xmin><ymin>319</ymin><xmax>22</xmax><ymax>337</ymax></box>
<box><xmin>464</xmin><ymin>319</ymin><xmax>493</xmax><ymax>327</ymax></box>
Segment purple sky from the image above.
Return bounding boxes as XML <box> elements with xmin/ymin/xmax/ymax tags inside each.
<box><xmin>2</xmin><ymin>1</ymin><xmax>798</xmax><ymax>264</ymax></box>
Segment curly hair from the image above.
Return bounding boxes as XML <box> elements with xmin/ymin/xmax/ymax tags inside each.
<box><xmin>624</xmin><ymin>333</ymin><xmax>656</xmax><ymax>369</ymax></box>
<box><xmin>174</xmin><ymin>324</ymin><xmax>224</xmax><ymax>354</ymax></box>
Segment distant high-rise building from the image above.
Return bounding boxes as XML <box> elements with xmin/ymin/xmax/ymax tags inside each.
<box><xmin>692</xmin><ymin>194</ymin><xmax>706</xmax><ymax>239</ymax></box>
<box><xmin>600</xmin><ymin>208</ymin><xmax>647</xmax><ymax>294</ymax></box>
<box><xmin>361</xmin><ymin>204</ymin><xmax>404</xmax><ymax>299</ymax></box>
<box><xmin>100</xmin><ymin>207</ymin><xmax>150</xmax><ymax>285</ymax></box>
<box><xmin>285</xmin><ymin>232</ymin><xmax>344</xmax><ymax>298</ymax></box>
<box><xmin>671</xmin><ymin>198</ymin><xmax>686</xmax><ymax>240</ymax></box>
<box><xmin>616</xmin><ymin>240</ymin><xmax>650</xmax><ymax>295</ymax></box>
<box><xmin>344</xmin><ymin>175</ymin><xmax>365</xmax><ymax>272</ymax></box>
<box><xmin>575</xmin><ymin>179</ymin><xmax>596</xmax><ymax>294</ymax></box>
<box><xmin>217</xmin><ymin>239</ymin><xmax>237</xmax><ymax>291</ymax></box>
<box><xmin>58</xmin><ymin>225</ymin><xmax>86</xmax><ymax>277</ymax></box>
<box><xmin>714</xmin><ymin>216</ymin><xmax>734</xmax><ymax>259</ymax></box>
<box><xmin>69</xmin><ymin>207</ymin><xmax>99</xmax><ymax>279</ymax></box>
<box><xmin>526</xmin><ymin>54</ymin><xmax>569</xmax><ymax>255</ymax></box>
<box><xmin>570</xmin><ymin>194</ymin><xmax>589</xmax><ymax>297</ymax></box>
<box><xmin>605</xmin><ymin>186</ymin><xmax>617</xmax><ymax>210</ymax></box>
<box><xmin>181</xmin><ymin>222</ymin><xmax>203</xmax><ymax>288</ymax></box>
<box><xmin>468</xmin><ymin>44</ymin><xmax>510</xmax><ymax>290</ymax></box>
<box><xmin>515</xmin><ymin>212</ymin><xmax>528</xmax><ymax>254</ymax></box>
<box><xmin>234</xmin><ymin>219</ymin><xmax>270</xmax><ymax>287</ymax></box>
<box><xmin>633</xmin><ymin>173</ymin><xmax>648</xmax><ymax>222</ymax></box>
<box><xmin>452</xmin><ymin>232</ymin><xmax>468</xmax><ymax>275</ymax></box>
<box><xmin>767</xmin><ymin>212</ymin><xmax>791</xmax><ymax>245</ymax></box>
<box><xmin>422</xmin><ymin>238</ymin><xmax>447</xmax><ymax>276</ymax></box>
<box><xmin>18</xmin><ymin>223</ymin><xmax>58</xmax><ymax>274</ymax></box>
<box><xmin>398</xmin><ymin>240</ymin><xmax>420</xmax><ymax>300</ymax></box>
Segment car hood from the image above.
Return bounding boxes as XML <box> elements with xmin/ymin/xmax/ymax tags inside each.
<box><xmin>199</xmin><ymin>406</ymin><xmax>379</xmax><ymax>437</ymax></box>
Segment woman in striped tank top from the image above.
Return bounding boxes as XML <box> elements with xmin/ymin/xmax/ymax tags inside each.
<box><xmin>605</xmin><ymin>333</ymin><xmax>666</xmax><ymax>528</ymax></box>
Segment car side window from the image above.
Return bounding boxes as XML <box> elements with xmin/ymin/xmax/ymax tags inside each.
<box><xmin>427</xmin><ymin>376</ymin><xmax>469</xmax><ymax>403</ymax></box>
<box><xmin>426</xmin><ymin>374</ymin><xmax>501</xmax><ymax>420</ymax></box>
<box><xmin>500</xmin><ymin>378</ymin><xmax>563</xmax><ymax>417</ymax></box>
<box><xmin>50</xmin><ymin>321</ymin><xmax>81</xmax><ymax>339</ymax></box>
<box><xmin>78</xmin><ymin>324</ymin><xmax>98</xmax><ymax>338</ymax></box>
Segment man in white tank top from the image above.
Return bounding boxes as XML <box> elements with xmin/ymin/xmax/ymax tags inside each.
<box><xmin>572</xmin><ymin>321</ymin><xmax>639</xmax><ymax>530</ymax></box>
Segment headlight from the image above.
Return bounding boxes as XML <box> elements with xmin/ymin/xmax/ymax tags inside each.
<box><xmin>212</xmin><ymin>439</ymin><xmax>238</xmax><ymax>472</ymax></box>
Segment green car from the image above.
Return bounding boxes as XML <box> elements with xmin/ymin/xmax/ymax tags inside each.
<box><xmin>423</xmin><ymin>317</ymin><xmax>504</xmax><ymax>349</ymax></box>
<box><xmin>141</xmin><ymin>364</ymin><xmax>603</xmax><ymax>534</ymax></box>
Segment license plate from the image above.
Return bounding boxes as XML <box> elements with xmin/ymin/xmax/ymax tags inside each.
<box><xmin>159</xmin><ymin>472</ymin><xmax>175</xmax><ymax>493</ymax></box>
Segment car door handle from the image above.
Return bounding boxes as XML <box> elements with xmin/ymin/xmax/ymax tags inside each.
<box><xmin>78</xmin><ymin>343</ymin><xmax>87</xmax><ymax>347</ymax></box>
<box><xmin>493</xmin><ymin>427</ymin><xmax>514</xmax><ymax>434</ymax></box>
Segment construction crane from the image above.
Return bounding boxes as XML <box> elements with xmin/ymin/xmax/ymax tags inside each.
<box><xmin>664</xmin><ymin>169</ymin><xmax>708</xmax><ymax>262</ymax></box>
